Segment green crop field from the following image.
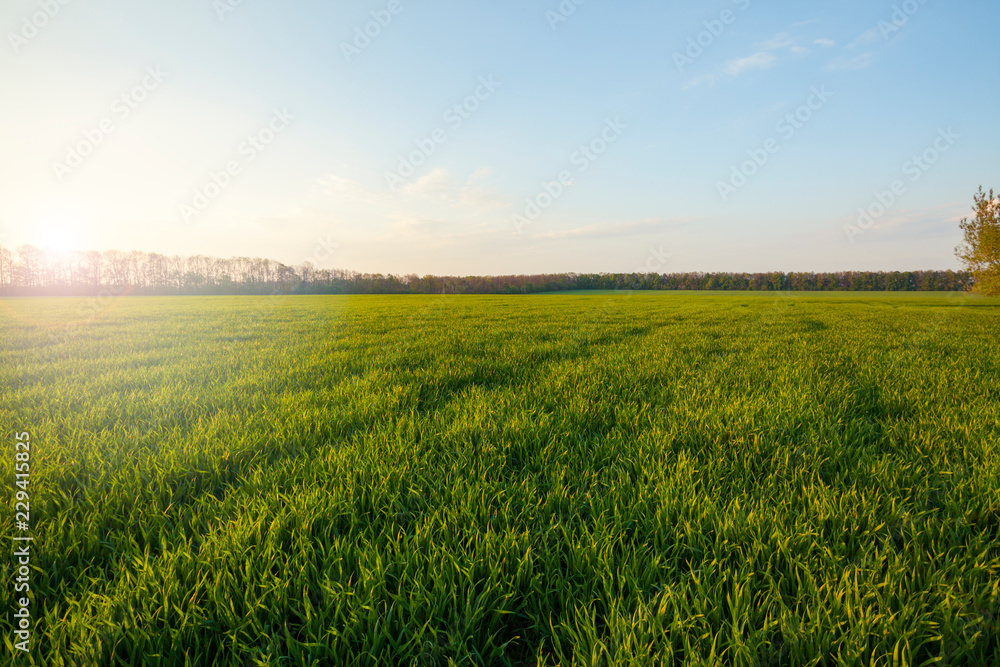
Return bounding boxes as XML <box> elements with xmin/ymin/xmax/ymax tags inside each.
<box><xmin>2</xmin><ymin>292</ymin><xmax>999</xmax><ymax>666</ymax></box>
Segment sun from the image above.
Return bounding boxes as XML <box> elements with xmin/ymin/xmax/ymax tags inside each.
<box><xmin>41</xmin><ymin>224</ymin><xmax>80</xmax><ymax>254</ymax></box>
<box><xmin>30</xmin><ymin>206</ymin><xmax>87</xmax><ymax>255</ymax></box>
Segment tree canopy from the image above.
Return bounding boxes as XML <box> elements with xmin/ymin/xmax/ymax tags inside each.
<box><xmin>956</xmin><ymin>186</ymin><xmax>1000</xmax><ymax>296</ymax></box>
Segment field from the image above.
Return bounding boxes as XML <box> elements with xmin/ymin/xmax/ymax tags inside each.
<box><xmin>2</xmin><ymin>292</ymin><xmax>999</xmax><ymax>665</ymax></box>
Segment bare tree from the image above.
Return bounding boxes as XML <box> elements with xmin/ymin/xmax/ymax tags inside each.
<box><xmin>0</xmin><ymin>245</ymin><xmax>12</xmax><ymax>289</ymax></box>
<box><xmin>129</xmin><ymin>251</ymin><xmax>147</xmax><ymax>287</ymax></box>
<box><xmin>103</xmin><ymin>250</ymin><xmax>130</xmax><ymax>287</ymax></box>
<box><xmin>167</xmin><ymin>255</ymin><xmax>185</xmax><ymax>289</ymax></box>
<box><xmin>16</xmin><ymin>245</ymin><xmax>43</xmax><ymax>287</ymax></box>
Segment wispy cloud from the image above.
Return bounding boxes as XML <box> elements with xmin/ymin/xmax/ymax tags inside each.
<box><xmin>317</xmin><ymin>168</ymin><xmax>509</xmax><ymax>212</ymax></box>
<box><xmin>303</xmin><ymin>168</ymin><xmax>515</xmax><ymax>251</ymax></box>
<box><xmin>829</xmin><ymin>52</ymin><xmax>875</xmax><ymax>71</ymax></box>
<box><xmin>399</xmin><ymin>167</ymin><xmax>453</xmax><ymax>198</ymax></box>
<box><xmin>457</xmin><ymin>169</ymin><xmax>511</xmax><ymax>210</ymax></box>
<box><xmin>848</xmin><ymin>28</ymin><xmax>881</xmax><ymax>49</ymax></box>
<box><xmin>684</xmin><ymin>28</ymin><xmax>818</xmax><ymax>89</ymax></box>
<box><xmin>724</xmin><ymin>51</ymin><xmax>777</xmax><ymax>76</ymax></box>
<box><xmin>684</xmin><ymin>50</ymin><xmax>775</xmax><ymax>89</ymax></box>
<box><xmin>530</xmin><ymin>217</ymin><xmax>690</xmax><ymax>241</ymax></box>
<box><xmin>757</xmin><ymin>33</ymin><xmax>797</xmax><ymax>51</ymax></box>
<box><xmin>400</xmin><ymin>167</ymin><xmax>510</xmax><ymax>210</ymax></box>
<box><xmin>836</xmin><ymin>203</ymin><xmax>966</xmax><ymax>239</ymax></box>
<box><xmin>828</xmin><ymin>28</ymin><xmax>878</xmax><ymax>71</ymax></box>
<box><xmin>317</xmin><ymin>174</ymin><xmax>380</xmax><ymax>203</ymax></box>
<box><xmin>683</xmin><ymin>73</ymin><xmax>719</xmax><ymax>90</ymax></box>
<box><xmin>391</xmin><ymin>215</ymin><xmax>451</xmax><ymax>237</ymax></box>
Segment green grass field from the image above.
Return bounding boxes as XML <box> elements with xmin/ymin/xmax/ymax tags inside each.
<box><xmin>2</xmin><ymin>292</ymin><xmax>999</xmax><ymax>665</ymax></box>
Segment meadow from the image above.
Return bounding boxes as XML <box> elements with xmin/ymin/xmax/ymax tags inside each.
<box><xmin>1</xmin><ymin>292</ymin><xmax>998</xmax><ymax>665</ymax></box>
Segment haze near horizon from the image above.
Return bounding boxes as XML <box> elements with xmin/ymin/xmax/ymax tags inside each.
<box><xmin>1</xmin><ymin>0</ymin><xmax>998</xmax><ymax>276</ymax></box>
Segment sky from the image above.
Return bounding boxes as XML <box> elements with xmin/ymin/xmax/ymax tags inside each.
<box><xmin>1</xmin><ymin>0</ymin><xmax>998</xmax><ymax>276</ymax></box>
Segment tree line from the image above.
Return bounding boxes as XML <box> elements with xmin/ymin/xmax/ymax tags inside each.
<box><xmin>0</xmin><ymin>244</ymin><xmax>972</xmax><ymax>296</ymax></box>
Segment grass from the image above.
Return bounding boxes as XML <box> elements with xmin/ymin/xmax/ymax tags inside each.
<box><xmin>1</xmin><ymin>292</ymin><xmax>999</xmax><ymax>665</ymax></box>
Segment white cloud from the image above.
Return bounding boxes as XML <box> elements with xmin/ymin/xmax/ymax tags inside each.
<box><xmin>758</xmin><ymin>33</ymin><xmax>796</xmax><ymax>51</ymax></box>
<box><xmin>724</xmin><ymin>51</ymin><xmax>777</xmax><ymax>76</ymax></box>
<box><xmin>815</xmin><ymin>38</ymin><xmax>835</xmax><ymax>47</ymax></box>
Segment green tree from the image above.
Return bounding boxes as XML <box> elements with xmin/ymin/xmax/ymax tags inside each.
<box><xmin>956</xmin><ymin>186</ymin><xmax>1000</xmax><ymax>295</ymax></box>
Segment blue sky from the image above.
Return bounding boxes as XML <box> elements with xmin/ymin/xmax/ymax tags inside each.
<box><xmin>1</xmin><ymin>0</ymin><xmax>997</xmax><ymax>275</ymax></box>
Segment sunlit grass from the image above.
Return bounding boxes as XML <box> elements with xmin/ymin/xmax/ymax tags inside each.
<box><xmin>1</xmin><ymin>292</ymin><xmax>998</xmax><ymax>665</ymax></box>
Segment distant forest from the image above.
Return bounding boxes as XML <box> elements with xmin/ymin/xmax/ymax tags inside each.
<box><xmin>0</xmin><ymin>245</ymin><xmax>972</xmax><ymax>295</ymax></box>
